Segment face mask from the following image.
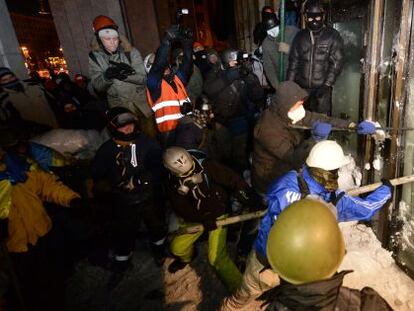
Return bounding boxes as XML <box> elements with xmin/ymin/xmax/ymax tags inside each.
<box><xmin>177</xmin><ymin>172</ymin><xmax>204</xmax><ymax>195</ymax></box>
<box><xmin>287</xmin><ymin>105</ymin><xmax>306</xmax><ymax>124</ymax></box>
<box><xmin>306</xmin><ymin>14</ymin><xmax>324</xmax><ymax>32</ymax></box>
<box><xmin>308</xmin><ymin>167</ymin><xmax>339</xmax><ymax>192</ymax></box>
<box><xmin>267</xmin><ymin>26</ymin><xmax>280</xmax><ymax>38</ymax></box>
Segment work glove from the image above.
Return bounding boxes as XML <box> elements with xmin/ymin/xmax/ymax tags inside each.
<box><xmin>0</xmin><ymin>218</ymin><xmax>8</xmax><ymax>242</ymax></box>
<box><xmin>225</xmin><ymin>67</ymin><xmax>240</xmax><ymax>82</ymax></box>
<box><xmin>381</xmin><ymin>178</ymin><xmax>394</xmax><ymax>191</ymax></box>
<box><xmin>104</xmin><ymin>66</ymin><xmax>122</xmax><ymax>80</ymax></box>
<box><xmin>203</xmin><ymin>219</ymin><xmax>218</xmax><ymax>231</ymax></box>
<box><xmin>164</xmin><ymin>25</ymin><xmax>181</xmax><ymax>42</ymax></box>
<box><xmin>70</xmin><ymin>197</ymin><xmax>84</xmax><ymax>209</ymax></box>
<box><xmin>235</xmin><ymin>188</ymin><xmax>266</xmax><ymax>212</ymax></box>
<box><xmin>312</xmin><ymin>121</ymin><xmax>332</xmax><ymax>141</ymax></box>
<box><xmin>357</xmin><ymin>120</ymin><xmax>376</xmax><ymax>135</ymax></box>
<box><xmin>278</xmin><ymin>42</ymin><xmax>290</xmax><ymax>54</ymax></box>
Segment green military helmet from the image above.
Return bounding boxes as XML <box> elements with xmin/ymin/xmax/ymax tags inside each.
<box><xmin>266</xmin><ymin>198</ymin><xmax>345</xmax><ymax>285</ymax></box>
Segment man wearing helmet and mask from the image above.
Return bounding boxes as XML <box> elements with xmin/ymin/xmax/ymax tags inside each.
<box><xmin>91</xmin><ymin>107</ymin><xmax>167</xmax><ymax>269</ymax></box>
<box><xmin>221</xmin><ymin>140</ymin><xmax>393</xmax><ymax>310</ymax></box>
<box><xmin>287</xmin><ymin>0</ymin><xmax>344</xmax><ymax>115</ymax></box>
<box><xmin>162</xmin><ymin>147</ymin><xmax>262</xmax><ymax>292</ymax></box>
<box><xmin>204</xmin><ymin>48</ymin><xmax>265</xmax><ymax>171</ymax></box>
<box><xmin>252</xmin><ymin>81</ymin><xmax>378</xmax><ymax>194</ymax></box>
<box><xmin>88</xmin><ymin>15</ymin><xmax>156</xmax><ymax>138</ymax></box>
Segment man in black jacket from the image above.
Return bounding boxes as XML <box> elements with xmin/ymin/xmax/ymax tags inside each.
<box><xmin>287</xmin><ymin>1</ymin><xmax>344</xmax><ymax>115</ymax></box>
<box><xmin>204</xmin><ymin>49</ymin><xmax>265</xmax><ymax>171</ymax></box>
<box><xmin>91</xmin><ymin>107</ymin><xmax>167</xmax><ymax>269</ymax></box>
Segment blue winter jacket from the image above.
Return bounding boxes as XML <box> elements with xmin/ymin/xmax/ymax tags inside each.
<box><xmin>255</xmin><ymin>166</ymin><xmax>392</xmax><ymax>258</ymax></box>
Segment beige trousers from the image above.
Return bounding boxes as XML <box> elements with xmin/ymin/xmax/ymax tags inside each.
<box><xmin>219</xmin><ymin>250</ymin><xmax>280</xmax><ymax>311</ymax></box>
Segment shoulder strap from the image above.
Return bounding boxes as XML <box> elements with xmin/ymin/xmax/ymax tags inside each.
<box><xmin>297</xmin><ymin>171</ymin><xmax>310</xmax><ymax>199</ymax></box>
<box><xmin>125</xmin><ymin>51</ymin><xmax>132</xmax><ymax>64</ymax></box>
<box><xmin>88</xmin><ymin>51</ymin><xmax>100</xmax><ymax>66</ymax></box>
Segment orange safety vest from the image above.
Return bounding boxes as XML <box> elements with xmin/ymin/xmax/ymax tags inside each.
<box><xmin>146</xmin><ymin>76</ymin><xmax>190</xmax><ymax>133</ymax></box>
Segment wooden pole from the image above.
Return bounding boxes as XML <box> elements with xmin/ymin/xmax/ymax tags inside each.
<box><xmin>174</xmin><ymin>174</ymin><xmax>414</xmax><ymax>235</ymax></box>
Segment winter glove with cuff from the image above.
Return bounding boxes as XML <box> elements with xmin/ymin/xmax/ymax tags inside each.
<box><xmin>164</xmin><ymin>25</ymin><xmax>181</xmax><ymax>42</ymax></box>
<box><xmin>357</xmin><ymin>120</ymin><xmax>376</xmax><ymax>135</ymax></box>
<box><xmin>312</xmin><ymin>121</ymin><xmax>332</xmax><ymax>141</ymax></box>
<box><xmin>203</xmin><ymin>219</ymin><xmax>218</xmax><ymax>231</ymax></box>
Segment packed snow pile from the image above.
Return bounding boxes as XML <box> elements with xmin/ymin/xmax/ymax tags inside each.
<box><xmin>339</xmin><ymin>222</ymin><xmax>414</xmax><ymax>310</ymax></box>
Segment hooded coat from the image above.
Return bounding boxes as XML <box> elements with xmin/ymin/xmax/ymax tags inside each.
<box><xmin>251</xmin><ymin>81</ymin><xmax>351</xmax><ymax>193</ymax></box>
<box><xmin>89</xmin><ymin>34</ymin><xmax>152</xmax><ymax>118</ymax></box>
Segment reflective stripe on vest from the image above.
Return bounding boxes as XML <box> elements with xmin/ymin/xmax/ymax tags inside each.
<box><xmin>146</xmin><ymin>76</ymin><xmax>189</xmax><ymax>133</ymax></box>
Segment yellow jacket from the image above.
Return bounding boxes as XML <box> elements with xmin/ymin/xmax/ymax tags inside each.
<box><xmin>1</xmin><ymin>162</ymin><xmax>79</xmax><ymax>253</ymax></box>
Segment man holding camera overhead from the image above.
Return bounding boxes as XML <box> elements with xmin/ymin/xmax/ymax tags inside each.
<box><xmin>88</xmin><ymin>15</ymin><xmax>156</xmax><ymax>138</ymax></box>
<box><xmin>146</xmin><ymin>9</ymin><xmax>194</xmax><ymax>148</ymax></box>
<box><xmin>204</xmin><ymin>49</ymin><xmax>264</xmax><ymax>171</ymax></box>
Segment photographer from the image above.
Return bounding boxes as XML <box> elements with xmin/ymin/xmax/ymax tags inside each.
<box><xmin>88</xmin><ymin>15</ymin><xmax>156</xmax><ymax>138</ymax></box>
<box><xmin>146</xmin><ymin>12</ymin><xmax>193</xmax><ymax>147</ymax></box>
<box><xmin>204</xmin><ymin>49</ymin><xmax>264</xmax><ymax>171</ymax></box>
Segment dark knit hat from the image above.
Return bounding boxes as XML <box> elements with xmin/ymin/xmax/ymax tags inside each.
<box><xmin>0</xmin><ymin>67</ymin><xmax>14</xmax><ymax>80</ymax></box>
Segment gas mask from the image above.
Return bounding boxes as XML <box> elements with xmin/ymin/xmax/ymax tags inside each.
<box><xmin>177</xmin><ymin>171</ymin><xmax>204</xmax><ymax>195</ymax></box>
<box><xmin>305</xmin><ymin>13</ymin><xmax>324</xmax><ymax>32</ymax></box>
<box><xmin>267</xmin><ymin>26</ymin><xmax>280</xmax><ymax>38</ymax></box>
<box><xmin>287</xmin><ymin>105</ymin><xmax>306</xmax><ymax>124</ymax></box>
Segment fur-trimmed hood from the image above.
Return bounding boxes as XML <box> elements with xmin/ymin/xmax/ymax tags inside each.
<box><xmin>90</xmin><ymin>33</ymin><xmax>133</xmax><ymax>53</ymax></box>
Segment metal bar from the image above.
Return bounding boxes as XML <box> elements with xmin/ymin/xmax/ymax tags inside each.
<box><xmin>289</xmin><ymin>125</ymin><xmax>414</xmax><ymax>132</ymax></box>
<box><xmin>278</xmin><ymin>0</ymin><xmax>285</xmax><ymax>81</ymax></box>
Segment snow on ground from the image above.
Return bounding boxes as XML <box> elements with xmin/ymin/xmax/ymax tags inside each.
<box><xmin>65</xmin><ymin>223</ymin><xmax>414</xmax><ymax>311</ymax></box>
<box><xmin>339</xmin><ymin>221</ymin><xmax>414</xmax><ymax>310</ymax></box>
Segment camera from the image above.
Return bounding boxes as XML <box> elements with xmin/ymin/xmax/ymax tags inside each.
<box><xmin>176</xmin><ymin>8</ymin><xmax>193</xmax><ymax>39</ymax></box>
<box><xmin>237</xmin><ymin>51</ymin><xmax>251</xmax><ymax>64</ymax></box>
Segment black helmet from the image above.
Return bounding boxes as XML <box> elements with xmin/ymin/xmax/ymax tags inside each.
<box><xmin>261</xmin><ymin>6</ymin><xmax>276</xmax><ymax>21</ymax></box>
<box><xmin>106</xmin><ymin>107</ymin><xmax>139</xmax><ymax>142</ymax></box>
<box><xmin>220</xmin><ymin>48</ymin><xmax>239</xmax><ymax>69</ymax></box>
<box><xmin>264</xmin><ymin>15</ymin><xmax>280</xmax><ymax>30</ymax></box>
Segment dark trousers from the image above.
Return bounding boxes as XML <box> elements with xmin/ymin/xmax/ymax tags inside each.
<box><xmin>111</xmin><ymin>199</ymin><xmax>167</xmax><ymax>257</ymax></box>
<box><xmin>305</xmin><ymin>87</ymin><xmax>332</xmax><ymax>116</ymax></box>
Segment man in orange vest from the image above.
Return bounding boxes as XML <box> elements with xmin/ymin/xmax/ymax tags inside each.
<box><xmin>146</xmin><ymin>25</ymin><xmax>193</xmax><ymax>147</ymax></box>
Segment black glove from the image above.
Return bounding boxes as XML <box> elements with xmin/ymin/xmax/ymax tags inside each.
<box><xmin>203</xmin><ymin>219</ymin><xmax>217</xmax><ymax>231</ymax></box>
<box><xmin>109</xmin><ymin>61</ymin><xmax>135</xmax><ymax>76</ymax></box>
<box><xmin>180</xmin><ymin>26</ymin><xmax>194</xmax><ymax>41</ymax></box>
<box><xmin>70</xmin><ymin>198</ymin><xmax>84</xmax><ymax>209</ymax></box>
<box><xmin>164</xmin><ymin>25</ymin><xmax>181</xmax><ymax>42</ymax></box>
<box><xmin>225</xmin><ymin>67</ymin><xmax>240</xmax><ymax>82</ymax></box>
<box><xmin>381</xmin><ymin>178</ymin><xmax>394</xmax><ymax>191</ymax></box>
<box><xmin>239</xmin><ymin>64</ymin><xmax>251</xmax><ymax>78</ymax></box>
<box><xmin>0</xmin><ymin>218</ymin><xmax>8</xmax><ymax>241</ymax></box>
<box><xmin>104</xmin><ymin>66</ymin><xmax>122</xmax><ymax>80</ymax></box>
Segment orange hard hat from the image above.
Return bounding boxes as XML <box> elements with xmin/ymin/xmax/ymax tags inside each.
<box><xmin>93</xmin><ymin>15</ymin><xmax>118</xmax><ymax>33</ymax></box>
<box><xmin>193</xmin><ymin>41</ymin><xmax>204</xmax><ymax>50</ymax></box>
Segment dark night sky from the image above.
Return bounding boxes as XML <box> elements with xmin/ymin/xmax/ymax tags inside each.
<box><xmin>5</xmin><ymin>0</ymin><xmax>52</xmax><ymax>18</ymax></box>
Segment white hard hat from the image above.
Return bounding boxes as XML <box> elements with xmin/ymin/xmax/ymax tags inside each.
<box><xmin>306</xmin><ymin>140</ymin><xmax>350</xmax><ymax>171</ymax></box>
<box><xmin>163</xmin><ymin>147</ymin><xmax>195</xmax><ymax>176</ymax></box>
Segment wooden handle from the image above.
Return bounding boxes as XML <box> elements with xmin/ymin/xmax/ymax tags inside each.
<box><xmin>174</xmin><ymin>174</ymin><xmax>414</xmax><ymax>235</ymax></box>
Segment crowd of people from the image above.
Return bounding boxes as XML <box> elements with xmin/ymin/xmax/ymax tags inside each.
<box><xmin>0</xmin><ymin>1</ymin><xmax>394</xmax><ymax>310</ymax></box>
